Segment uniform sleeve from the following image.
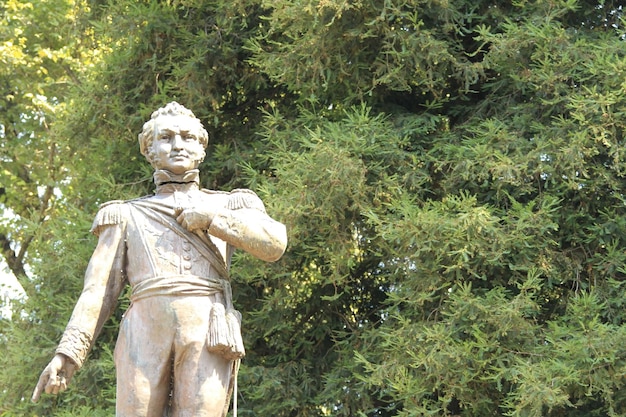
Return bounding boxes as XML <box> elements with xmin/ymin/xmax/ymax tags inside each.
<box><xmin>56</xmin><ymin>202</ymin><xmax>128</xmax><ymax>368</ymax></box>
<box><xmin>208</xmin><ymin>189</ymin><xmax>287</xmax><ymax>262</ymax></box>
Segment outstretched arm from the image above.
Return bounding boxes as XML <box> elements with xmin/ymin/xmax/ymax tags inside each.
<box><xmin>32</xmin><ymin>221</ymin><xmax>126</xmax><ymax>401</ymax></box>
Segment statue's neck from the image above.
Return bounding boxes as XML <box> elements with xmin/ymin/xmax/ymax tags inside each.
<box><xmin>154</xmin><ymin>169</ymin><xmax>200</xmax><ymax>194</ymax></box>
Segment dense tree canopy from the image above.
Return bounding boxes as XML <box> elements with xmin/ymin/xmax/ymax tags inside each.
<box><xmin>1</xmin><ymin>0</ymin><xmax>626</xmax><ymax>416</ymax></box>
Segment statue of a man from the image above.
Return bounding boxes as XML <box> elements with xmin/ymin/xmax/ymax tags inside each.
<box><xmin>32</xmin><ymin>102</ymin><xmax>287</xmax><ymax>416</ymax></box>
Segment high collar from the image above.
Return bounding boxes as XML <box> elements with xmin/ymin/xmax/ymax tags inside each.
<box><xmin>154</xmin><ymin>169</ymin><xmax>200</xmax><ymax>194</ymax></box>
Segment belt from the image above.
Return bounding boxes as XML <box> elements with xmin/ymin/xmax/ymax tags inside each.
<box><xmin>130</xmin><ymin>274</ymin><xmax>227</xmax><ymax>302</ymax></box>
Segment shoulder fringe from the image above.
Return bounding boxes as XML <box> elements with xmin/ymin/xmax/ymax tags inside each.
<box><xmin>90</xmin><ymin>200</ymin><xmax>127</xmax><ymax>236</ymax></box>
<box><xmin>202</xmin><ymin>189</ymin><xmax>230</xmax><ymax>195</ymax></box>
<box><xmin>228</xmin><ymin>189</ymin><xmax>266</xmax><ymax>213</ymax></box>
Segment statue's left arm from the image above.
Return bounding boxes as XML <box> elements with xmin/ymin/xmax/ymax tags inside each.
<box><xmin>208</xmin><ymin>190</ymin><xmax>287</xmax><ymax>262</ymax></box>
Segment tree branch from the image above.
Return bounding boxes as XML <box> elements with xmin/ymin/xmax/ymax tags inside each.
<box><xmin>0</xmin><ymin>232</ymin><xmax>27</xmax><ymax>280</ymax></box>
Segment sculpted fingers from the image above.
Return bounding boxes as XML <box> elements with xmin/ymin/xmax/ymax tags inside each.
<box><xmin>175</xmin><ymin>209</ymin><xmax>191</xmax><ymax>230</ymax></box>
<box><xmin>31</xmin><ymin>366</ymin><xmax>59</xmax><ymax>402</ymax></box>
<box><xmin>52</xmin><ymin>363</ymin><xmax>75</xmax><ymax>394</ymax></box>
<box><xmin>176</xmin><ymin>210</ymin><xmax>186</xmax><ymax>227</ymax></box>
<box><xmin>176</xmin><ymin>208</ymin><xmax>211</xmax><ymax>231</ymax></box>
<box><xmin>188</xmin><ymin>211</ymin><xmax>205</xmax><ymax>231</ymax></box>
<box><xmin>45</xmin><ymin>371</ymin><xmax>72</xmax><ymax>395</ymax></box>
<box><xmin>65</xmin><ymin>362</ymin><xmax>76</xmax><ymax>383</ymax></box>
<box><xmin>50</xmin><ymin>374</ymin><xmax>67</xmax><ymax>395</ymax></box>
<box><xmin>44</xmin><ymin>365</ymin><xmax>60</xmax><ymax>395</ymax></box>
<box><xmin>175</xmin><ymin>207</ymin><xmax>186</xmax><ymax>225</ymax></box>
<box><xmin>176</xmin><ymin>210</ymin><xmax>194</xmax><ymax>230</ymax></box>
<box><xmin>31</xmin><ymin>373</ymin><xmax>49</xmax><ymax>402</ymax></box>
<box><xmin>32</xmin><ymin>354</ymin><xmax>73</xmax><ymax>402</ymax></box>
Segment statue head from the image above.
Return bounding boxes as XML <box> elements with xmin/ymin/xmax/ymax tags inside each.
<box><xmin>138</xmin><ymin>102</ymin><xmax>209</xmax><ymax>170</ymax></box>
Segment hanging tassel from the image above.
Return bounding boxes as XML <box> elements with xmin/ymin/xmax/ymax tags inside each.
<box><xmin>226</xmin><ymin>308</ymin><xmax>245</xmax><ymax>359</ymax></box>
<box><xmin>207</xmin><ymin>303</ymin><xmax>231</xmax><ymax>357</ymax></box>
<box><xmin>208</xmin><ymin>279</ymin><xmax>246</xmax><ymax>360</ymax></box>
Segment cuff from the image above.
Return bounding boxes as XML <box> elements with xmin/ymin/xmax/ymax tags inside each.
<box><xmin>55</xmin><ymin>326</ymin><xmax>93</xmax><ymax>369</ymax></box>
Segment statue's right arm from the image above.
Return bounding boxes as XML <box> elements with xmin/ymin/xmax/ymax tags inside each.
<box><xmin>32</xmin><ymin>220</ymin><xmax>126</xmax><ymax>402</ymax></box>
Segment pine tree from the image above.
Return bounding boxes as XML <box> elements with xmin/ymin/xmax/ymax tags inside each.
<box><xmin>2</xmin><ymin>0</ymin><xmax>626</xmax><ymax>416</ymax></box>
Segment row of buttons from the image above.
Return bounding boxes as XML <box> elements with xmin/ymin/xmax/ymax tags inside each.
<box><xmin>182</xmin><ymin>239</ymin><xmax>192</xmax><ymax>270</ymax></box>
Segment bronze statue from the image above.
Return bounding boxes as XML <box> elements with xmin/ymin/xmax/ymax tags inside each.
<box><xmin>32</xmin><ymin>102</ymin><xmax>287</xmax><ymax>416</ymax></box>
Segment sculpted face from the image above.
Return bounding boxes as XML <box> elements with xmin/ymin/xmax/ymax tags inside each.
<box><xmin>150</xmin><ymin>115</ymin><xmax>206</xmax><ymax>174</ymax></box>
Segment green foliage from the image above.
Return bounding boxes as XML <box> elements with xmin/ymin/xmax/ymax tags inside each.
<box><xmin>2</xmin><ymin>0</ymin><xmax>626</xmax><ymax>416</ymax></box>
<box><xmin>0</xmin><ymin>0</ymin><xmax>89</xmax><ymax>280</ymax></box>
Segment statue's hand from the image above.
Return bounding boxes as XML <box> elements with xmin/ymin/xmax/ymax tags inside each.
<box><xmin>31</xmin><ymin>353</ymin><xmax>76</xmax><ymax>402</ymax></box>
<box><xmin>176</xmin><ymin>206</ymin><xmax>217</xmax><ymax>232</ymax></box>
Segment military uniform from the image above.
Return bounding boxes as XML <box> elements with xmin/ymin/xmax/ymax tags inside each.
<box><xmin>55</xmin><ymin>170</ymin><xmax>286</xmax><ymax>416</ymax></box>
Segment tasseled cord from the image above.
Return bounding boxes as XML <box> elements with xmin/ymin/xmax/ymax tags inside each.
<box><xmin>207</xmin><ymin>303</ymin><xmax>230</xmax><ymax>355</ymax></box>
<box><xmin>207</xmin><ymin>280</ymin><xmax>245</xmax><ymax>417</ymax></box>
<box><xmin>233</xmin><ymin>359</ymin><xmax>240</xmax><ymax>417</ymax></box>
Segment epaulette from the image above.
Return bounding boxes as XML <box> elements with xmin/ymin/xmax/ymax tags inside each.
<box><xmin>228</xmin><ymin>189</ymin><xmax>266</xmax><ymax>213</ymax></box>
<box><xmin>90</xmin><ymin>200</ymin><xmax>128</xmax><ymax>236</ymax></box>
<box><xmin>128</xmin><ymin>194</ymin><xmax>153</xmax><ymax>202</ymax></box>
<box><xmin>201</xmin><ymin>189</ymin><xmax>230</xmax><ymax>195</ymax></box>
